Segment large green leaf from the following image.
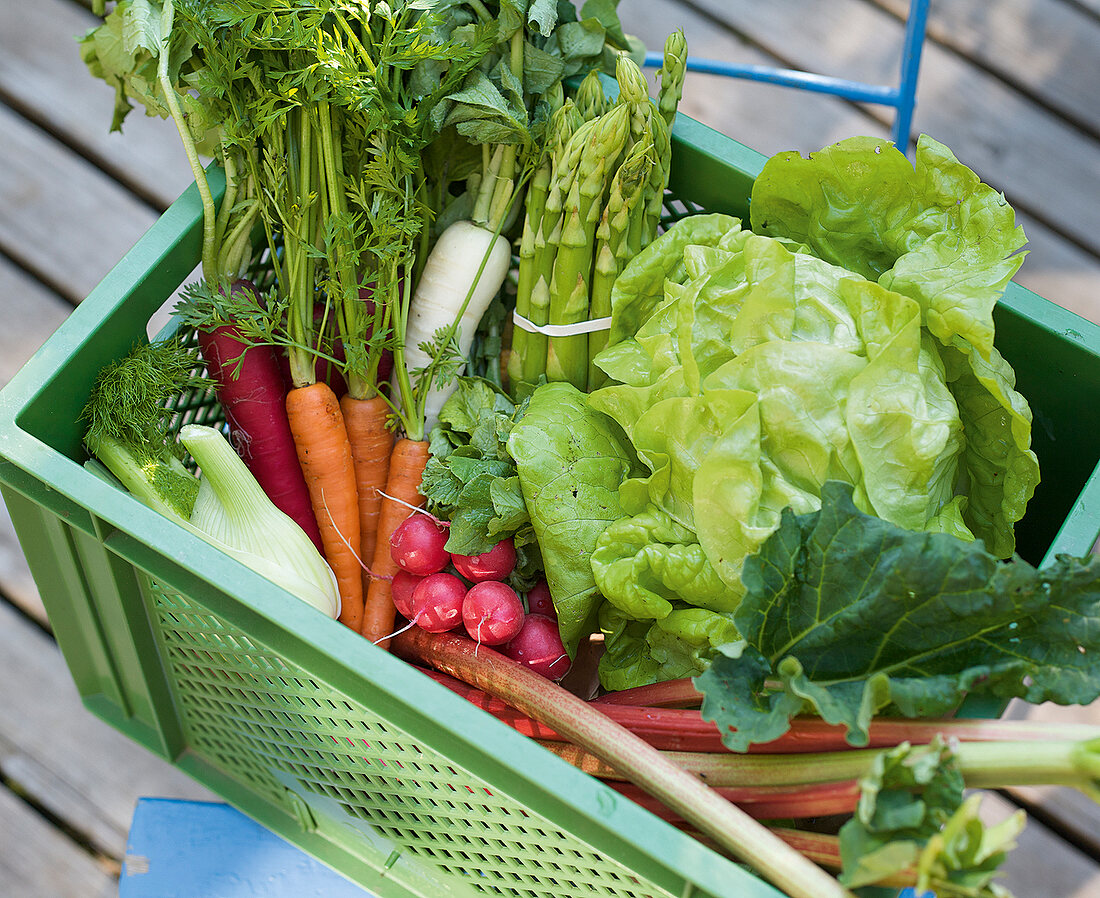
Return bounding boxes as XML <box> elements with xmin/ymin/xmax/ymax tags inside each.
<box><xmin>749</xmin><ymin>135</ymin><xmax>1028</xmax><ymax>360</ymax></box>
<box><xmin>507</xmin><ymin>381</ymin><xmax>636</xmax><ymax>656</ymax></box>
<box><xmin>697</xmin><ymin>481</ymin><xmax>1100</xmax><ymax>750</ymax></box>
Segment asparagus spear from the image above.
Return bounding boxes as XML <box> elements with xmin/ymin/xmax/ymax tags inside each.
<box><xmin>657</xmin><ymin>30</ymin><xmax>688</xmax><ymax>128</ymax></box>
<box><xmin>515</xmin><ymin>107</ymin><xmax>592</xmax><ymax>385</ymax></box>
<box><xmin>544</xmin><ymin>104</ymin><xmax>631</xmax><ymax>389</ymax></box>
<box><xmin>587</xmin><ymin>142</ymin><xmax>652</xmax><ymax>389</ymax></box>
<box><xmin>574</xmin><ymin>68</ymin><xmax>608</xmax><ymax>121</ymax></box>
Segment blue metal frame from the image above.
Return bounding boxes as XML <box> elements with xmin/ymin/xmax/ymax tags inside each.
<box><xmin>644</xmin><ymin>0</ymin><xmax>930</xmax><ymax>149</ymax></box>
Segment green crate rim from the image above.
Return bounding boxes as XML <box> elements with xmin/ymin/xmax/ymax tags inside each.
<box><xmin>3</xmin><ymin>113</ymin><xmax>1100</xmax><ymax>898</ymax></box>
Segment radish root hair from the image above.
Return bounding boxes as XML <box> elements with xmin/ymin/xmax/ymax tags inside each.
<box><xmin>376</xmin><ymin>490</ymin><xmax>449</xmax><ymax>527</ymax></box>
<box><xmin>374</xmin><ymin>616</ymin><xmax>420</xmax><ymax>646</ymax></box>
<box><xmin>320</xmin><ymin>487</ymin><xmax>387</xmax><ymax>578</ymax></box>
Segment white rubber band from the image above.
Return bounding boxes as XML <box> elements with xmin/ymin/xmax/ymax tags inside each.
<box><xmin>512</xmin><ymin>310</ymin><xmax>612</xmax><ymax>337</ymax></box>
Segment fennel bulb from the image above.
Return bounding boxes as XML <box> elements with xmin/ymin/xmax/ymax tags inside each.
<box><xmin>180</xmin><ymin>424</ymin><xmax>340</xmax><ymax>619</ymax></box>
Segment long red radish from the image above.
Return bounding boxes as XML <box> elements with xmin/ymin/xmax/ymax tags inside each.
<box><xmin>391</xmin><ymin>628</ymin><xmax>856</xmax><ymax>898</ymax></box>
<box><xmin>196</xmin><ymin>282</ymin><xmax>323</xmax><ymax>552</ymax></box>
<box><xmin>361</xmin><ymin>438</ymin><xmax>430</xmax><ymax>647</ymax></box>
<box><xmin>286</xmin><ymin>381</ymin><xmax>363</xmax><ymax>631</ymax></box>
<box><xmin>339</xmin><ymin>393</ymin><xmax>394</xmax><ymax>576</ymax></box>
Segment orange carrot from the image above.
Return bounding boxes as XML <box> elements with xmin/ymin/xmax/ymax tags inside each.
<box><xmin>340</xmin><ymin>394</ymin><xmax>394</xmax><ymax>573</ymax></box>
<box><xmin>286</xmin><ymin>381</ymin><xmax>363</xmax><ymax>631</ymax></box>
<box><xmin>361</xmin><ymin>437</ymin><xmax>430</xmax><ymax>647</ymax></box>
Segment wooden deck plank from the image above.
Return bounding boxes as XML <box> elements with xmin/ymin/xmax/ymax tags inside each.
<box><xmin>0</xmin><ymin>259</ymin><xmax>80</xmax><ymax>624</ymax></box>
<box><xmin>982</xmin><ymin>791</ymin><xmax>1100</xmax><ymax>898</ymax></box>
<box><xmin>0</xmin><ymin>599</ymin><xmax>217</xmax><ymax>860</ymax></box>
<box><xmin>0</xmin><ymin>101</ymin><xmax>160</xmax><ymax>305</ymax></box>
<box><xmin>630</xmin><ymin>0</ymin><xmax>1100</xmax><ymax>324</ymax></box>
<box><xmin>677</xmin><ymin>0</ymin><xmax>1100</xmax><ymax>259</ymax></box>
<box><xmin>0</xmin><ymin>783</ymin><xmax>117</xmax><ymax>898</ymax></box>
<box><xmin>0</xmin><ymin>0</ymin><xmax>193</xmax><ymax>211</ymax></box>
<box><xmin>875</xmin><ymin>0</ymin><xmax>1100</xmax><ymax>136</ymax></box>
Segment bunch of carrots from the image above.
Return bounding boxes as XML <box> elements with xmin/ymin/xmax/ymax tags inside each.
<box><xmin>91</xmin><ymin>1</ymin><xmax>672</xmax><ymax>649</ymax></box>
<box><xmin>80</xmin><ymin>6</ymin><xmax>1100</xmax><ymax>898</ymax></box>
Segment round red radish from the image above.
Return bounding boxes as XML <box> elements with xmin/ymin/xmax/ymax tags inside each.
<box><xmin>502</xmin><ymin>613</ymin><xmax>571</xmax><ymax>680</ymax></box>
<box><xmin>411</xmin><ymin>572</ymin><xmax>467</xmax><ymax>633</ymax></box>
<box><xmin>462</xmin><ymin>581</ymin><xmax>525</xmax><ymax>646</ymax></box>
<box><xmin>451</xmin><ymin>538</ymin><xmax>517</xmax><ymax>583</ymax></box>
<box><xmin>391</xmin><ymin>569</ymin><xmax>422</xmax><ymax>619</ymax></box>
<box><xmin>525</xmin><ymin>579</ymin><xmax>555</xmax><ymax>619</ymax></box>
<box><xmin>390</xmin><ymin>514</ymin><xmax>450</xmax><ymax>576</ymax></box>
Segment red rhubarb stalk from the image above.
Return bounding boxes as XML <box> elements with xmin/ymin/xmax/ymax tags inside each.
<box><xmin>609</xmin><ymin>779</ymin><xmax>860</xmax><ymax>822</ymax></box>
<box><xmin>392</xmin><ymin>628</ymin><xmax>856</xmax><ymax>898</ymax></box>
<box><xmin>590</xmin><ymin>677</ymin><xmax>702</xmax><ymax>707</ymax></box>
<box><xmin>417</xmin><ymin>666</ymin><xmax>1100</xmax><ymax>754</ymax></box>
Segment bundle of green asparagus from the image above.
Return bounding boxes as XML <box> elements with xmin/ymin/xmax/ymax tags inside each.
<box><xmin>508</xmin><ymin>32</ymin><xmax>687</xmax><ymax>393</ymax></box>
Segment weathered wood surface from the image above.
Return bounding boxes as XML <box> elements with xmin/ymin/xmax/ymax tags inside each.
<box><xmin>1</xmin><ymin>1</ymin><xmax>1098</xmax><ymax>896</ymax></box>
<box><xmin>629</xmin><ymin>0</ymin><xmax>1100</xmax><ymax>324</ymax></box>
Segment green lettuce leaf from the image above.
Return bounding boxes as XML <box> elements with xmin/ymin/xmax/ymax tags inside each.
<box><xmin>507</xmin><ymin>381</ymin><xmax>636</xmax><ymax>656</ymax></box>
<box><xmin>598</xmin><ymin>603</ymin><xmax>741</xmax><ymax>692</ymax></box>
<box><xmin>749</xmin><ymin>135</ymin><xmax>1028</xmax><ymax>360</ymax></box>
<box><xmin>696</xmin><ymin>481</ymin><xmax>1100</xmax><ymax>751</ymax></box>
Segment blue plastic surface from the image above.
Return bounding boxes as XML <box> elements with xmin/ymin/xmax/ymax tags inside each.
<box><xmin>120</xmin><ymin>798</ymin><xmax>377</xmax><ymax>897</ymax></box>
<box><xmin>119</xmin><ymin>798</ymin><xmax>935</xmax><ymax>897</ymax></box>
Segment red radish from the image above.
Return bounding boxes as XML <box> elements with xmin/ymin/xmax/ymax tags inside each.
<box><xmin>391</xmin><ymin>569</ymin><xmax>422</xmax><ymax>619</ymax></box>
<box><xmin>462</xmin><ymin>581</ymin><xmax>525</xmax><ymax>645</ymax></box>
<box><xmin>451</xmin><ymin>537</ymin><xmax>517</xmax><ymax>583</ymax></box>
<box><xmin>390</xmin><ymin>514</ymin><xmax>450</xmax><ymax>576</ymax></box>
<box><xmin>503</xmin><ymin>613</ymin><xmax>571</xmax><ymax>680</ymax></box>
<box><xmin>196</xmin><ymin>280</ymin><xmax>323</xmax><ymax>552</ymax></box>
<box><xmin>525</xmin><ymin>579</ymin><xmax>555</xmax><ymax>618</ymax></box>
<box><xmin>411</xmin><ymin>572</ymin><xmax>467</xmax><ymax>633</ymax></box>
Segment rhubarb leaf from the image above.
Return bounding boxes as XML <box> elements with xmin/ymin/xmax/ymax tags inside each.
<box><xmin>697</xmin><ymin>480</ymin><xmax>1100</xmax><ymax>750</ymax></box>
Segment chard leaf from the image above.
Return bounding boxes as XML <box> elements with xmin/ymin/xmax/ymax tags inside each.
<box><xmin>697</xmin><ymin>480</ymin><xmax>1100</xmax><ymax>750</ymax></box>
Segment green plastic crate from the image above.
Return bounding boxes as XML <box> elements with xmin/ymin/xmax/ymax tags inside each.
<box><xmin>3</xmin><ymin>116</ymin><xmax>1100</xmax><ymax>898</ymax></box>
